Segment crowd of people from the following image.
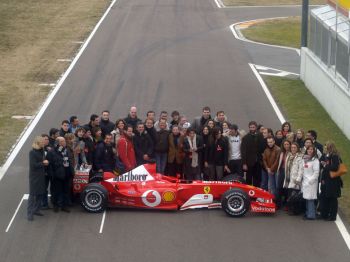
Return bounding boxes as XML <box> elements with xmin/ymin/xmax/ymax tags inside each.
<box><xmin>27</xmin><ymin>106</ymin><xmax>343</xmax><ymax>222</ymax></box>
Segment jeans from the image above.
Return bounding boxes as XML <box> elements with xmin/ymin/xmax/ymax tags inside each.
<box><xmin>261</xmin><ymin>169</ymin><xmax>268</xmax><ymax>190</ymax></box>
<box><xmin>156</xmin><ymin>153</ymin><xmax>167</xmax><ymax>174</ymax></box>
<box><xmin>305</xmin><ymin>199</ymin><xmax>316</xmax><ymax>219</ymax></box>
<box><xmin>245</xmin><ymin>162</ymin><xmax>261</xmax><ymax>187</ymax></box>
<box><xmin>268</xmin><ymin>172</ymin><xmax>277</xmax><ymax>196</ymax></box>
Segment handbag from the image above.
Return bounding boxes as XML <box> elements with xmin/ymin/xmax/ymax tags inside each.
<box><xmin>330</xmin><ymin>163</ymin><xmax>347</xmax><ymax>178</ymax></box>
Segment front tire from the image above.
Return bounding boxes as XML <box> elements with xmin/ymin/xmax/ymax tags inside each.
<box><xmin>221</xmin><ymin>189</ymin><xmax>250</xmax><ymax>217</ymax></box>
<box><xmin>80</xmin><ymin>183</ymin><xmax>108</xmax><ymax>213</ymax></box>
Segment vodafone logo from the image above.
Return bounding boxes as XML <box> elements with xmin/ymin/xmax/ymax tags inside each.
<box><xmin>142</xmin><ymin>190</ymin><xmax>161</xmax><ymax>207</ymax></box>
<box><xmin>248</xmin><ymin>190</ymin><xmax>255</xmax><ymax>197</ymax></box>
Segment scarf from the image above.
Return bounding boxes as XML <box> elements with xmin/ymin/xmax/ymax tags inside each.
<box><xmin>187</xmin><ymin>135</ymin><xmax>198</xmax><ymax>168</ymax></box>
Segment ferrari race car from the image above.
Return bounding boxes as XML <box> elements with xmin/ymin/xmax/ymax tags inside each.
<box><xmin>73</xmin><ymin>164</ymin><xmax>276</xmax><ymax>217</ymax></box>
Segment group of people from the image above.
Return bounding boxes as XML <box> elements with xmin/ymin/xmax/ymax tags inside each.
<box><xmin>27</xmin><ymin>106</ymin><xmax>343</xmax><ymax>222</ymax></box>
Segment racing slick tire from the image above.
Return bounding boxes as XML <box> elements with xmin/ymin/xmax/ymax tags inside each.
<box><xmin>223</xmin><ymin>174</ymin><xmax>246</xmax><ymax>184</ymax></box>
<box><xmin>221</xmin><ymin>189</ymin><xmax>250</xmax><ymax>217</ymax></box>
<box><xmin>80</xmin><ymin>183</ymin><xmax>108</xmax><ymax>213</ymax></box>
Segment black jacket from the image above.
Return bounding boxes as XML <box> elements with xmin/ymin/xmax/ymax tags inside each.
<box><xmin>134</xmin><ymin>131</ymin><xmax>154</xmax><ymax>164</ymax></box>
<box><xmin>100</xmin><ymin>119</ymin><xmax>114</xmax><ymax>136</ymax></box>
<box><xmin>155</xmin><ymin>129</ymin><xmax>170</xmax><ymax>153</ymax></box>
<box><xmin>321</xmin><ymin>154</ymin><xmax>343</xmax><ymax>198</ymax></box>
<box><xmin>52</xmin><ymin>146</ymin><xmax>74</xmax><ymax>180</ymax></box>
<box><xmin>183</xmin><ymin>135</ymin><xmax>204</xmax><ymax>158</ymax></box>
<box><xmin>124</xmin><ymin>115</ymin><xmax>141</xmax><ymax>131</ymax></box>
<box><xmin>241</xmin><ymin>132</ymin><xmax>262</xmax><ymax>166</ymax></box>
<box><xmin>29</xmin><ymin>149</ymin><xmax>46</xmax><ymax>195</ymax></box>
<box><xmin>94</xmin><ymin>142</ymin><xmax>115</xmax><ymax>172</ymax></box>
<box><xmin>205</xmin><ymin>136</ymin><xmax>228</xmax><ymax>166</ymax></box>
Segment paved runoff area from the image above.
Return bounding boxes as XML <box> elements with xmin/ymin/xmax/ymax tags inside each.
<box><xmin>0</xmin><ymin>0</ymin><xmax>349</xmax><ymax>261</ymax></box>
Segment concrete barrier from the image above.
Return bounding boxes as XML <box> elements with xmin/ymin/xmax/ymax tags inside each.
<box><xmin>300</xmin><ymin>47</ymin><xmax>350</xmax><ymax>139</ymax></box>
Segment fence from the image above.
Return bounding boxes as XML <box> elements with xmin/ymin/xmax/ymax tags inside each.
<box><xmin>309</xmin><ymin>5</ymin><xmax>350</xmax><ymax>88</ymax></box>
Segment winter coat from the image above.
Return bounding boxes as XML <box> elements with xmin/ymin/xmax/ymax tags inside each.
<box><xmin>83</xmin><ymin>136</ymin><xmax>95</xmax><ymax>165</ymax></box>
<box><xmin>321</xmin><ymin>154</ymin><xmax>343</xmax><ymax>198</ymax></box>
<box><xmin>73</xmin><ymin>137</ymin><xmax>87</xmax><ymax>168</ymax></box>
<box><xmin>263</xmin><ymin>145</ymin><xmax>281</xmax><ymax>173</ymax></box>
<box><xmin>118</xmin><ymin>135</ymin><xmax>136</xmax><ymax>171</ymax></box>
<box><xmin>192</xmin><ymin>115</ymin><xmax>212</xmax><ymax>134</ymax></box>
<box><xmin>241</xmin><ymin>133</ymin><xmax>262</xmax><ymax>167</ymax></box>
<box><xmin>134</xmin><ymin>131</ymin><xmax>154</xmax><ymax>165</ymax></box>
<box><xmin>52</xmin><ymin>146</ymin><xmax>74</xmax><ymax>180</ymax></box>
<box><xmin>100</xmin><ymin>119</ymin><xmax>114</xmax><ymax>136</ymax></box>
<box><xmin>145</xmin><ymin>127</ymin><xmax>157</xmax><ymax>148</ymax></box>
<box><xmin>124</xmin><ymin>115</ymin><xmax>141</xmax><ymax>131</ymax></box>
<box><xmin>284</xmin><ymin>153</ymin><xmax>304</xmax><ymax>190</ymax></box>
<box><xmin>204</xmin><ymin>136</ymin><xmax>228</xmax><ymax>166</ymax></box>
<box><xmin>302</xmin><ymin>157</ymin><xmax>320</xmax><ymax>200</ymax></box>
<box><xmin>94</xmin><ymin>142</ymin><xmax>116</xmax><ymax>172</ymax></box>
<box><xmin>155</xmin><ymin>129</ymin><xmax>170</xmax><ymax>153</ymax></box>
<box><xmin>168</xmin><ymin>134</ymin><xmax>185</xmax><ymax>164</ymax></box>
<box><xmin>29</xmin><ymin>149</ymin><xmax>46</xmax><ymax>195</ymax></box>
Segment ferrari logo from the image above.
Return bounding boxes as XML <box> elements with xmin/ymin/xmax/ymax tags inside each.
<box><xmin>204</xmin><ymin>186</ymin><xmax>211</xmax><ymax>194</ymax></box>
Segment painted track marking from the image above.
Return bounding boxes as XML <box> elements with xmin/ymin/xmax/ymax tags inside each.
<box><xmin>99</xmin><ymin>210</ymin><xmax>106</xmax><ymax>234</ymax></box>
<box><xmin>5</xmin><ymin>194</ymin><xmax>28</xmax><ymax>233</ymax></box>
<box><xmin>229</xmin><ymin>19</ymin><xmax>301</xmax><ymax>56</ymax></box>
<box><xmin>0</xmin><ymin>0</ymin><xmax>118</xmax><ymax>182</ymax></box>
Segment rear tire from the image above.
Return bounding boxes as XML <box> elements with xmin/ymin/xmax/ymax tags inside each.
<box><xmin>80</xmin><ymin>183</ymin><xmax>108</xmax><ymax>213</ymax></box>
<box><xmin>223</xmin><ymin>174</ymin><xmax>246</xmax><ymax>184</ymax></box>
<box><xmin>221</xmin><ymin>189</ymin><xmax>250</xmax><ymax>217</ymax></box>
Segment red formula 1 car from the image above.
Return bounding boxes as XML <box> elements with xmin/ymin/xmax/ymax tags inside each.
<box><xmin>73</xmin><ymin>164</ymin><xmax>276</xmax><ymax>217</ymax></box>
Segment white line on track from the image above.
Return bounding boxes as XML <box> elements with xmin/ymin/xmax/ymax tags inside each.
<box><xmin>57</xmin><ymin>59</ymin><xmax>73</xmax><ymax>62</ymax></box>
<box><xmin>214</xmin><ymin>0</ymin><xmax>224</xmax><ymax>8</ymax></box>
<box><xmin>249</xmin><ymin>63</ymin><xmax>350</xmax><ymax>251</ymax></box>
<box><xmin>0</xmin><ymin>0</ymin><xmax>118</xmax><ymax>182</ymax></box>
<box><xmin>248</xmin><ymin>63</ymin><xmax>286</xmax><ymax>123</ymax></box>
<box><xmin>229</xmin><ymin>19</ymin><xmax>301</xmax><ymax>56</ymax></box>
<box><xmin>5</xmin><ymin>194</ymin><xmax>28</xmax><ymax>233</ymax></box>
<box><xmin>99</xmin><ymin>210</ymin><xmax>106</xmax><ymax>234</ymax></box>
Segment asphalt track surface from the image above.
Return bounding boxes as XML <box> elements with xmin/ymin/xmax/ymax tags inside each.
<box><xmin>0</xmin><ymin>1</ymin><xmax>349</xmax><ymax>261</ymax></box>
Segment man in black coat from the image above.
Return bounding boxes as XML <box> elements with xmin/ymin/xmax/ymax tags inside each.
<box><xmin>51</xmin><ymin>137</ymin><xmax>74</xmax><ymax>213</ymax></box>
<box><xmin>134</xmin><ymin>122</ymin><xmax>154</xmax><ymax>165</ymax></box>
<box><xmin>94</xmin><ymin>134</ymin><xmax>115</xmax><ymax>172</ymax></box>
<box><xmin>241</xmin><ymin>121</ymin><xmax>263</xmax><ymax>187</ymax></box>
<box><xmin>124</xmin><ymin>106</ymin><xmax>141</xmax><ymax>131</ymax></box>
<box><xmin>100</xmin><ymin>110</ymin><xmax>114</xmax><ymax>137</ymax></box>
<box><xmin>191</xmin><ymin>106</ymin><xmax>212</xmax><ymax>134</ymax></box>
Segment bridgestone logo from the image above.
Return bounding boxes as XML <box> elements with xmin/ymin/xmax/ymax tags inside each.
<box><xmin>114</xmin><ymin>172</ymin><xmax>148</xmax><ymax>182</ymax></box>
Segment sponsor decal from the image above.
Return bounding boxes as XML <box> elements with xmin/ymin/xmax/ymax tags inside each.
<box><xmin>127</xmin><ymin>190</ymin><xmax>136</xmax><ymax>195</ymax></box>
<box><xmin>204</xmin><ymin>195</ymin><xmax>209</xmax><ymax>199</ymax></box>
<box><xmin>142</xmin><ymin>190</ymin><xmax>161</xmax><ymax>207</ymax></box>
<box><xmin>248</xmin><ymin>190</ymin><xmax>255</xmax><ymax>197</ymax></box>
<box><xmin>73</xmin><ymin>178</ymin><xmax>89</xmax><ymax>184</ymax></box>
<box><xmin>162</xmin><ymin>191</ymin><xmax>176</xmax><ymax>202</ymax></box>
<box><xmin>202</xmin><ymin>181</ymin><xmax>233</xmax><ymax>184</ymax></box>
<box><xmin>110</xmin><ymin>165</ymin><xmax>154</xmax><ymax>182</ymax></box>
<box><xmin>251</xmin><ymin>206</ymin><xmax>275</xmax><ymax>212</ymax></box>
<box><xmin>114</xmin><ymin>172</ymin><xmax>148</xmax><ymax>182</ymax></box>
<box><xmin>74</xmin><ymin>184</ymin><xmax>81</xmax><ymax>190</ymax></box>
<box><xmin>203</xmin><ymin>186</ymin><xmax>211</xmax><ymax>194</ymax></box>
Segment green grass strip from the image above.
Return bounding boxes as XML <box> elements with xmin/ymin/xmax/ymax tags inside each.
<box><xmin>265</xmin><ymin>76</ymin><xmax>350</xmax><ymax>221</ymax></box>
<box><xmin>242</xmin><ymin>17</ymin><xmax>301</xmax><ymax>49</ymax></box>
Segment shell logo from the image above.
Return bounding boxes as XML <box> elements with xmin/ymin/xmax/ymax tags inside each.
<box><xmin>162</xmin><ymin>191</ymin><xmax>176</xmax><ymax>202</ymax></box>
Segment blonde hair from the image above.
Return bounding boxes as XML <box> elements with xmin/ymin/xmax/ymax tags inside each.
<box><xmin>32</xmin><ymin>136</ymin><xmax>44</xmax><ymax>150</ymax></box>
<box><xmin>325</xmin><ymin>141</ymin><xmax>339</xmax><ymax>155</ymax></box>
<box><xmin>286</xmin><ymin>132</ymin><xmax>295</xmax><ymax>143</ymax></box>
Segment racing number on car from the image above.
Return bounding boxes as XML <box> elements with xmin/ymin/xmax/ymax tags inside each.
<box><xmin>204</xmin><ymin>186</ymin><xmax>211</xmax><ymax>194</ymax></box>
<box><xmin>142</xmin><ymin>190</ymin><xmax>161</xmax><ymax>207</ymax></box>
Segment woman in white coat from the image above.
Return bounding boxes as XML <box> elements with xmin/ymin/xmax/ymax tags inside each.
<box><xmin>302</xmin><ymin>145</ymin><xmax>320</xmax><ymax>220</ymax></box>
<box><xmin>283</xmin><ymin>142</ymin><xmax>304</xmax><ymax>215</ymax></box>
